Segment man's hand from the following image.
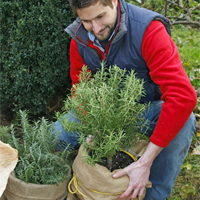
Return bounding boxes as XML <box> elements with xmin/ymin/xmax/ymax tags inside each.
<box><xmin>113</xmin><ymin>159</ymin><xmax>151</xmax><ymax>199</ymax></box>
<box><xmin>113</xmin><ymin>142</ymin><xmax>163</xmax><ymax>199</ymax></box>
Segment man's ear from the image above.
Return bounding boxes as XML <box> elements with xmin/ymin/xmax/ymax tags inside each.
<box><xmin>112</xmin><ymin>0</ymin><xmax>118</xmax><ymax>8</ymax></box>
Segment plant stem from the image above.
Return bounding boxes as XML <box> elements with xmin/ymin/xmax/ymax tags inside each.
<box><xmin>107</xmin><ymin>156</ymin><xmax>113</xmax><ymax>171</ymax></box>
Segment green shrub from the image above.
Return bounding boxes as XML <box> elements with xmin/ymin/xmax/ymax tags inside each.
<box><xmin>0</xmin><ymin>0</ymin><xmax>75</xmax><ymax>115</ymax></box>
<box><xmin>57</xmin><ymin>64</ymin><xmax>149</xmax><ymax>166</ymax></box>
<box><xmin>0</xmin><ymin>110</ymin><xmax>70</xmax><ymax>184</ymax></box>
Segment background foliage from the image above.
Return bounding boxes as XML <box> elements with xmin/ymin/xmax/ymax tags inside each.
<box><xmin>0</xmin><ymin>0</ymin><xmax>199</xmax><ymax>118</ymax></box>
<box><xmin>130</xmin><ymin>0</ymin><xmax>200</xmax><ymax>27</ymax></box>
<box><xmin>0</xmin><ymin>0</ymin><xmax>75</xmax><ymax>116</ymax></box>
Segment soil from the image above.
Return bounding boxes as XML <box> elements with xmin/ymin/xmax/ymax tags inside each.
<box><xmin>97</xmin><ymin>151</ymin><xmax>135</xmax><ymax>172</ymax></box>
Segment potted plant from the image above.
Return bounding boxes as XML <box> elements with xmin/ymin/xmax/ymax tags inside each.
<box><xmin>1</xmin><ymin>111</ymin><xmax>71</xmax><ymax>200</ymax></box>
<box><xmin>57</xmin><ymin>64</ymin><xmax>152</xmax><ymax>200</ymax></box>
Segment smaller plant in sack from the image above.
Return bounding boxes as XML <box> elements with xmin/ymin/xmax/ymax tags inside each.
<box><xmin>1</xmin><ymin>111</ymin><xmax>71</xmax><ymax>200</ymax></box>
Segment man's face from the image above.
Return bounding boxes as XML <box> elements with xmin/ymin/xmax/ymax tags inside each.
<box><xmin>77</xmin><ymin>0</ymin><xmax>118</xmax><ymax>41</ymax></box>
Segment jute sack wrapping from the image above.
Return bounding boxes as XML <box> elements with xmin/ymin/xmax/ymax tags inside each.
<box><xmin>4</xmin><ymin>169</ymin><xmax>71</xmax><ymax>200</ymax></box>
<box><xmin>68</xmin><ymin>142</ymin><xmax>152</xmax><ymax>200</ymax></box>
<box><xmin>0</xmin><ymin>194</ymin><xmax>6</xmax><ymax>200</ymax></box>
<box><xmin>0</xmin><ymin>141</ymin><xmax>18</xmax><ymax>198</ymax></box>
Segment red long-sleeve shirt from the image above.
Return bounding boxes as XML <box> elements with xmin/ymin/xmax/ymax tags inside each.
<box><xmin>69</xmin><ymin>20</ymin><xmax>197</xmax><ymax>147</ymax></box>
<box><xmin>142</xmin><ymin>21</ymin><xmax>196</xmax><ymax>147</ymax></box>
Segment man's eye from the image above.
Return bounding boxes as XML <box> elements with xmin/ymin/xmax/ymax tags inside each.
<box><xmin>97</xmin><ymin>15</ymin><xmax>103</xmax><ymax>19</ymax></box>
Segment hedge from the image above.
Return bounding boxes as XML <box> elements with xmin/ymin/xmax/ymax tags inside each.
<box><xmin>0</xmin><ymin>0</ymin><xmax>75</xmax><ymax>116</ymax></box>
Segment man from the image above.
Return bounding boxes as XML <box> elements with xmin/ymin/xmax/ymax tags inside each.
<box><xmin>55</xmin><ymin>0</ymin><xmax>197</xmax><ymax>199</ymax></box>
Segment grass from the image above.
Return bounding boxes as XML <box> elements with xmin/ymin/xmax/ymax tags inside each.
<box><xmin>167</xmin><ymin>25</ymin><xmax>200</xmax><ymax>200</ymax></box>
<box><xmin>167</xmin><ymin>135</ymin><xmax>200</xmax><ymax>200</ymax></box>
<box><xmin>171</xmin><ymin>25</ymin><xmax>200</xmax><ymax>89</ymax></box>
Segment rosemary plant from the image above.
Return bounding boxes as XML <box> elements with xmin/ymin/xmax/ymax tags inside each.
<box><xmin>0</xmin><ymin>110</ymin><xmax>70</xmax><ymax>185</ymax></box>
<box><xmin>57</xmin><ymin>64</ymin><xmax>149</xmax><ymax>166</ymax></box>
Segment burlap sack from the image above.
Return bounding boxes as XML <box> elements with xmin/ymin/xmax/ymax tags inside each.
<box><xmin>67</xmin><ymin>142</ymin><xmax>152</xmax><ymax>200</ymax></box>
<box><xmin>0</xmin><ymin>141</ymin><xmax>18</xmax><ymax>197</ymax></box>
<box><xmin>4</xmin><ymin>169</ymin><xmax>71</xmax><ymax>200</ymax></box>
<box><xmin>0</xmin><ymin>194</ymin><xmax>6</xmax><ymax>200</ymax></box>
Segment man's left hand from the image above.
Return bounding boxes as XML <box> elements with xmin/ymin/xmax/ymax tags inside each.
<box><xmin>113</xmin><ymin>159</ymin><xmax>151</xmax><ymax>199</ymax></box>
<box><xmin>113</xmin><ymin>141</ymin><xmax>163</xmax><ymax>199</ymax></box>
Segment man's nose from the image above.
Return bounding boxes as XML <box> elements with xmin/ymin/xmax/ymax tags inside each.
<box><xmin>92</xmin><ymin>21</ymin><xmax>101</xmax><ymax>34</ymax></box>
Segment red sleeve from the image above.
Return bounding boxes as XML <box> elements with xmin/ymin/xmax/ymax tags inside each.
<box><xmin>70</xmin><ymin>39</ymin><xmax>91</xmax><ymax>86</ymax></box>
<box><xmin>142</xmin><ymin>20</ymin><xmax>197</xmax><ymax>147</ymax></box>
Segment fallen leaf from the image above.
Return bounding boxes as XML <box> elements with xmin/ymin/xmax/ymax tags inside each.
<box><xmin>182</xmin><ymin>163</ymin><xmax>193</xmax><ymax>170</ymax></box>
<box><xmin>191</xmin><ymin>147</ymin><xmax>200</xmax><ymax>156</ymax></box>
<box><xmin>196</xmin><ymin>131</ymin><xmax>200</xmax><ymax>137</ymax></box>
<box><xmin>183</xmin><ymin>62</ymin><xmax>190</xmax><ymax>66</ymax></box>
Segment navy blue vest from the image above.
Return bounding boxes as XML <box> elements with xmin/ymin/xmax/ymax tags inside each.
<box><xmin>66</xmin><ymin>0</ymin><xmax>171</xmax><ymax>103</ymax></box>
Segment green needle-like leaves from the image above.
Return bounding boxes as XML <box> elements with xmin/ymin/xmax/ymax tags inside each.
<box><xmin>57</xmin><ymin>63</ymin><xmax>149</xmax><ymax>165</ymax></box>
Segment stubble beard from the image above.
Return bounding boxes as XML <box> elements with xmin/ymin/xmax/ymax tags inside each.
<box><xmin>93</xmin><ymin>26</ymin><xmax>114</xmax><ymax>41</ymax></box>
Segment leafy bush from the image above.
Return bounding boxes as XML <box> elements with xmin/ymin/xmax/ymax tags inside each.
<box><xmin>126</xmin><ymin>0</ymin><xmax>200</xmax><ymax>28</ymax></box>
<box><xmin>57</xmin><ymin>64</ymin><xmax>149</xmax><ymax>165</ymax></box>
<box><xmin>0</xmin><ymin>110</ymin><xmax>70</xmax><ymax>184</ymax></box>
<box><xmin>0</xmin><ymin>0</ymin><xmax>75</xmax><ymax>115</ymax></box>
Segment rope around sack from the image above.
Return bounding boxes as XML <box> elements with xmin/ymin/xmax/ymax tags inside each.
<box><xmin>68</xmin><ymin>150</ymin><xmax>136</xmax><ymax>198</ymax></box>
<box><xmin>68</xmin><ymin>173</ymin><xmax>124</xmax><ymax>198</ymax></box>
<box><xmin>68</xmin><ymin>173</ymin><xmax>87</xmax><ymax>198</ymax></box>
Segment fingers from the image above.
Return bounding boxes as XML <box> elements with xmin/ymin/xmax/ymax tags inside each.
<box><xmin>129</xmin><ymin>187</ymin><xmax>145</xmax><ymax>199</ymax></box>
<box><xmin>138</xmin><ymin>187</ymin><xmax>145</xmax><ymax>197</ymax></box>
<box><xmin>118</xmin><ymin>185</ymin><xmax>134</xmax><ymax>199</ymax></box>
<box><xmin>118</xmin><ymin>185</ymin><xmax>145</xmax><ymax>199</ymax></box>
<box><xmin>113</xmin><ymin>168</ymin><xmax>127</xmax><ymax>179</ymax></box>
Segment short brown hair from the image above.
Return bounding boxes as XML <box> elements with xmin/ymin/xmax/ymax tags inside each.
<box><xmin>69</xmin><ymin>0</ymin><xmax>113</xmax><ymax>15</ymax></box>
